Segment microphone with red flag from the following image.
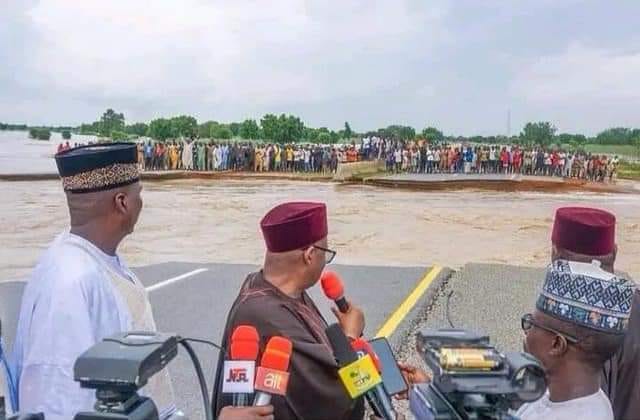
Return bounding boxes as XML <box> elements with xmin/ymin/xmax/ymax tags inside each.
<box><xmin>321</xmin><ymin>270</ymin><xmax>350</xmax><ymax>313</ymax></box>
<box><xmin>222</xmin><ymin>325</ymin><xmax>260</xmax><ymax>406</ymax></box>
<box><xmin>253</xmin><ymin>336</ymin><xmax>293</xmax><ymax>407</ymax></box>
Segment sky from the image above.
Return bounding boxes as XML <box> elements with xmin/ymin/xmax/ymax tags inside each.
<box><xmin>1</xmin><ymin>0</ymin><xmax>640</xmax><ymax>136</ymax></box>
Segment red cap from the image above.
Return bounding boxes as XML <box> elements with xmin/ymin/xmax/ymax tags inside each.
<box><xmin>230</xmin><ymin>325</ymin><xmax>260</xmax><ymax>360</ymax></box>
<box><xmin>551</xmin><ymin>207</ymin><xmax>616</xmax><ymax>256</ymax></box>
<box><xmin>321</xmin><ymin>271</ymin><xmax>344</xmax><ymax>300</ymax></box>
<box><xmin>260</xmin><ymin>202</ymin><xmax>328</xmax><ymax>252</ymax></box>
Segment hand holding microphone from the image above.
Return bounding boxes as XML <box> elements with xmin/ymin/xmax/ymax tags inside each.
<box><xmin>321</xmin><ymin>271</ymin><xmax>365</xmax><ymax>339</ymax></box>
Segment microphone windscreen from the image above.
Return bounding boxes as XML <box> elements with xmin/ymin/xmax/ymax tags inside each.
<box><xmin>265</xmin><ymin>336</ymin><xmax>293</xmax><ymax>355</ymax></box>
<box><xmin>321</xmin><ymin>271</ymin><xmax>344</xmax><ymax>300</ymax></box>
<box><xmin>260</xmin><ymin>349</ymin><xmax>291</xmax><ymax>371</ymax></box>
<box><xmin>230</xmin><ymin>341</ymin><xmax>260</xmax><ymax>361</ymax></box>
<box><xmin>230</xmin><ymin>325</ymin><xmax>260</xmax><ymax>360</ymax></box>
<box><xmin>260</xmin><ymin>336</ymin><xmax>293</xmax><ymax>371</ymax></box>
<box><xmin>231</xmin><ymin>325</ymin><xmax>260</xmax><ymax>343</ymax></box>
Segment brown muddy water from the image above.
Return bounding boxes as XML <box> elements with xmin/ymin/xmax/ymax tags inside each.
<box><xmin>3</xmin><ymin>178</ymin><xmax>640</xmax><ymax>280</ymax></box>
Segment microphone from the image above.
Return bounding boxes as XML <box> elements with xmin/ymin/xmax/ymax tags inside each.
<box><xmin>253</xmin><ymin>336</ymin><xmax>293</xmax><ymax>407</ymax></box>
<box><xmin>351</xmin><ymin>338</ymin><xmax>396</xmax><ymax>420</ymax></box>
<box><xmin>222</xmin><ymin>325</ymin><xmax>260</xmax><ymax>406</ymax></box>
<box><xmin>321</xmin><ymin>271</ymin><xmax>349</xmax><ymax>313</ymax></box>
<box><xmin>326</xmin><ymin>324</ymin><xmax>396</xmax><ymax>420</ymax></box>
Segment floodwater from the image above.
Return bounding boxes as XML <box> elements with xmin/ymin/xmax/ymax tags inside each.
<box><xmin>2</xmin><ymin>177</ymin><xmax>639</xmax><ymax>280</ymax></box>
<box><xmin>0</xmin><ymin>130</ymin><xmax>96</xmax><ymax>174</ymax></box>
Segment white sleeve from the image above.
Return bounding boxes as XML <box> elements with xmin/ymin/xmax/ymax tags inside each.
<box><xmin>18</xmin><ymin>274</ymin><xmax>97</xmax><ymax>419</ymax></box>
<box><xmin>19</xmin><ymin>364</ymin><xmax>94</xmax><ymax>420</ymax></box>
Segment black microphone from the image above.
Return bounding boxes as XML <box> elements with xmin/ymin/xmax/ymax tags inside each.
<box><xmin>326</xmin><ymin>324</ymin><xmax>396</xmax><ymax>420</ymax></box>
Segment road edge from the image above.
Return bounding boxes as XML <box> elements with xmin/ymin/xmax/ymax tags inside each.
<box><xmin>375</xmin><ymin>265</ymin><xmax>453</xmax><ymax>349</ymax></box>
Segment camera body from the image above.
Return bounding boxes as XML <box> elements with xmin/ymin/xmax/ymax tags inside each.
<box><xmin>73</xmin><ymin>332</ymin><xmax>178</xmax><ymax>420</ymax></box>
<box><xmin>411</xmin><ymin>329</ymin><xmax>546</xmax><ymax>420</ymax></box>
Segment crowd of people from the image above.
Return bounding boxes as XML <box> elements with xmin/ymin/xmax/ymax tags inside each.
<box><xmin>2</xmin><ymin>142</ymin><xmax>638</xmax><ymax>420</ymax></box>
<box><xmin>137</xmin><ymin>141</ymin><xmax>342</xmax><ymax>174</ymax></box>
<box><xmin>128</xmin><ymin>137</ymin><xmax>621</xmax><ymax>183</ymax></box>
<box><xmin>384</xmin><ymin>144</ymin><xmax>619</xmax><ymax>182</ymax></box>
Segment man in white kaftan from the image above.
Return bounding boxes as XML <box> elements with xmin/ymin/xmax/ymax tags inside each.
<box><xmin>10</xmin><ymin>143</ymin><xmax>176</xmax><ymax>420</ymax></box>
<box><xmin>11</xmin><ymin>231</ymin><xmax>176</xmax><ymax>419</ymax></box>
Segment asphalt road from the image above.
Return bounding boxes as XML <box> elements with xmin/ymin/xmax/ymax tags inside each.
<box><xmin>391</xmin><ymin>263</ymin><xmax>545</xmax><ymax>419</ymax></box>
<box><xmin>134</xmin><ymin>262</ymin><xmax>429</xmax><ymax>419</ymax></box>
<box><xmin>397</xmin><ymin>263</ymin><xmax>544</xmax><ymax>375</ymax></box>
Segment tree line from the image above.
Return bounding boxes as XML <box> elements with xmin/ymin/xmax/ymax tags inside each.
<box><xmin>3</xmin><ymin>111</ymin><xmax>640</xmax><ymax>149</ymax></box>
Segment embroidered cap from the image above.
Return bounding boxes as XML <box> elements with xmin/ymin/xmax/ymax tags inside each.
<box><xmin>55</xmin><ymin>143</ymin><xmax>140</xmax><ymax>193</ymax></box>
<box><xmin>537</xmin><ymin>260</ymin><xmax>635</xmax><ymax>334</ymax></box>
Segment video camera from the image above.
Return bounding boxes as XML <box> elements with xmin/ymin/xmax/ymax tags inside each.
<box><xmin>72</xmin><ymin>331</ymin><xmax>179</xmax><ymax>420</ymax></box>
<box><xmin>410</xmin><ymin>329</ymin><xmax>546</xmax><ymax>420</ymax></box>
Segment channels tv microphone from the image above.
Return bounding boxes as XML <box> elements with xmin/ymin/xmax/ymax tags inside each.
<box><xmin>253</xmin><ymin>336</ymin><xmax>293</xmax><ymax>407</ymax></box>
<box><xmin>351</xmin><ymin>338</ymin><xmax>396</xmax><ymax>420</ymax></box>
<box><xmin>222</xmin><ymin>325</ymin><xmax>260</xmax><ymax>406</ymax></box>
<box><xmin>326</xmin><ymin>324</ymin><xmax>396</xmax><ymax>420</ymax></box>
<box><xmin>321</xmin><ymin>271</ymin><xmax>349</xmax><ymax>313</ymax></box>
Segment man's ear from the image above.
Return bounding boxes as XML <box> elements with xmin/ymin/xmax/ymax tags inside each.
<box><xmin>302</xmin><ymin>246</ymin><xmax>314</xmax><ymax>265</ymax></box>
<box><xmin>114</xmin><ymin>192</ymin><xmax>128</xmax><ymax>215</ymax></box>
<box><xmin>549</xmin><ymin>334</ymin><xmax>569</xmax><ymax>357</ymax></box>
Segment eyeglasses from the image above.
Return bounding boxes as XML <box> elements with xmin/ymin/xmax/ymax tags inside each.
<box><xmin>521</xmin><ymin>313</ymin><xmax>579</xmax><ymax>344</ymax></box>
<box><xmin>312</xmin><ymin>245</ymin><xmax>337</xmax><ymax>265</ymax></box>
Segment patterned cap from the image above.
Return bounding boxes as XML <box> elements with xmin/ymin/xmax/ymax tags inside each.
<box><xmin>537</xmin><ymin>260</ymin><xmax>635</xmax><ymax>334</ymax></box>
<box><xmin>55</xmin><ymin>143</ymin><xmax>140</xmax><ymax>193</ymax></box>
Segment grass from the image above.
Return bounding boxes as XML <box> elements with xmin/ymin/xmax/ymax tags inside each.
<box><xmin>618</xmin><ymin>161</ymin><xmax>640</xmax><ymax>180</ymax></box>
<box><xmin>581</xmin><ymin>144</ymin><xmax>639</xmax><ymax>157</ymax></box>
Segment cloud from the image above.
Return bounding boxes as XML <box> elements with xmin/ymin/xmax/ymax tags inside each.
<box><xmin>1</xmin><ymin>0</ymin><xmax>639</xmax><ymax>134</ymax></box>
<box><xmin>21</xmin><ymin>0</ymin><xmax>450</xmax><ymax>119</ymax></box>
<box><xmin>511</xmin><ymin>43</ymin><xmax>640</xmax><ymax>103</ymax></box>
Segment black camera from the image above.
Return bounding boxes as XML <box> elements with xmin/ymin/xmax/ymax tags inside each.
<box><xmin>410</xmin><ymin>329</ymin><xmax>546</xmax><ymax>420</ymax></box>
<box><xmin>73</xmin><ymin>332</ymin><xmax>178</xmax><ymax>420</ymax></box>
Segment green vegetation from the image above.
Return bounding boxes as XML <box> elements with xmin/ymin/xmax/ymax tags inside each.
<box><xmin>421</xmin><ymin>127</ymin><xmax>444</xmax><ymax>143</ymax></box>
<box><xmin>582</xmin><ymin>144</ymin><xmax>640</xmax><ymax>158</ymax></box>
<box><xmin>125</xmin><ymin>122</ymin><xmax>149</xmax><ymax>137</ymax></box>
<box><xmin>618</xmin><ymin>161</ymin><xmax>640</xmax><ymax>180</ymax></box>
<box><xmin>4</xmin><ymin>113</ymin><xmax>640</xmax><ymax>151</ymax></box>
<box><xmin>28</xmin><ymin>128</ymin><xmax>51</xmax><ymax>141</ymax></box>
<box><xmin>0</xmin><ymin>123</ymin><xmax>28</xmax><ymax>130</ymax></box>
<box><xmin>239</xmin><ymin>119</ymin><xmax>260</xmax><ymax>139</ymax></box>
<box><xmin>62</xmin><ymin>130</ymin><xmax>72</xmax><ymax>140</ymax></box>
<box><xmin>519</xmin><ymin>122</ymin><xmax>557</xmax><ymax>146</ymax></box>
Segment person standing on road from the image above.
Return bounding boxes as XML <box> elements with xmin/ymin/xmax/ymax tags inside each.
<box><xmin>213</xmin><ymin>202</ymin><xmax>366</xmax><ymax>420</ymax></box>
<box><xmin>182</xmin><ymin>139</ymin><xmax>193</xmax><ymax>170</ymax></box>
<box><xmin>10</xmin><ymin>143</ymin><xmax>177</xmax><ymax>419</ymax></box>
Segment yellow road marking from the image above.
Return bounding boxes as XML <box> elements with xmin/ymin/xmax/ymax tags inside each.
<box><xmin>374</xmin><ymin>265</ymin><xmax>443</xmax><ymax>339</ymax></box>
